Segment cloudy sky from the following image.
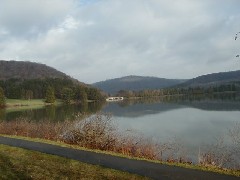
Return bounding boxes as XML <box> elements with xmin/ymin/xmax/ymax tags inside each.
<box><xmin>0</xmin><ymin>0</ymin><xmax>240</xmax><ymax>83</ymax></box>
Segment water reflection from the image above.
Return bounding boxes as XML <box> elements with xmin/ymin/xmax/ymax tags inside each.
<box><xmin>0</xmin><ymin>101</ymin><xmax>105</xmax><ymax>122</ymax></box>
<box><xmin>1</xmin><ymin>94</ymin><xmax>240</xmax><ymax>121</ymax></box>
<box><xmin>103</xmin><ymin>94</ymin><xmax>240</xmax><ymax>118</ymax></box>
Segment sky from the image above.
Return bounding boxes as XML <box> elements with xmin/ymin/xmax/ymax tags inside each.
<box><xmin>0</xmin><ymin>0</ymin><xmax>240</xmax><ymax>83</ymax></box>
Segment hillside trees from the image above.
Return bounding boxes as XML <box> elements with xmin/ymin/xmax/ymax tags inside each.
<box><xmin>61</xmin><ymin>87</ymin><xmax>74</xmax><ymax>104</ymax></box>
<box><xmin>24</xmin><ymin>90</ymin><xmax>34</xmax><ymax>100</ymax></box>
<box><xmin>115</xmin><ymin>82</ymin><xmax>240</xmax><ymax>98</ymax></box>
<box><xmin>61</xmin><ymin>86</ymin><xmax>104</xmax><ymax>104</ymax></box>
<box><xmin>0</xmin><ymin>78</ymin><xmax>75</xmax><ymax>99</ymax></box>
<box><xmin>86</xmin><ymin>87</ymin><xmax>104</xmax><ymax>101</ymax></box>
<box><xmin>74</xmin><ymin>85</ymin><xmax>87</xmax><ymax>103</ymax></box>
<box><xmin>0</xmin><ymin>87</ymin><xmax>5</xmax><ymax>108</ymax></box>
<box><xmin>0</xmin><ymin>60</ymin><xmax>70</xmax><ymax>80</ymax></box>
<box><xmin>0</xmin><ymin>78</ymin><xmax>104</xmax><ymax>103</ymax></box>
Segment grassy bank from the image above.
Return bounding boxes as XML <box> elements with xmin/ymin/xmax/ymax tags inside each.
<box><xmin>5</xmin><ymin>99</ymin><xmax>62</xmax><ymax>111</ymax></box>
<box><xmin>0</xmin><ymin>144</ymin><xmax>148</xmax><ymax>180</ymax></box>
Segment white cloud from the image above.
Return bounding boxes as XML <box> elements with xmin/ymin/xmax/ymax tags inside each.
<box><xmin>0</xmin><ymin>0</ymin><xmax>240</xmax><ymax>83</ymax></box>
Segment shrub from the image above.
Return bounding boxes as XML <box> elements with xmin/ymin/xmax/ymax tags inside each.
<box><xmin>60</xmin><ymin>113</ymin><xmax>118</xmax><ymax>151</ymax></box>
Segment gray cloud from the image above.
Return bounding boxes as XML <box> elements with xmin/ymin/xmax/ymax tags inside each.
<box><xmin>0</xmin><ymin>0</ymin><xmax>75</xmax><ymax>37</ymax></box>
<box><xmin>0</xmin><ymin>0</ymin><xmax>240</xmax><ymax>83</ymax></box>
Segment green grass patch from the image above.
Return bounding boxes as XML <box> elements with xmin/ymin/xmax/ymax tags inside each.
<box><xmin>1</xmin><ymin>134</ymin><xmax>239</xmax><ymax>177</ymax></box>
<box><xmin>5</xmin><ymin>99</ymin><xmax>62</xmax><ymax>111</ymax></box>
<box><xmin>0</xmin><ymin>144</ymin><xmax>149</xmax><ymax>180</ymax></box>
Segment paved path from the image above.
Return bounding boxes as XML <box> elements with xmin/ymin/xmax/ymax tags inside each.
<box><xmin>0</xmin><ymin>136</ymin><xmax>239</xmax><ymax>180</ymax></box>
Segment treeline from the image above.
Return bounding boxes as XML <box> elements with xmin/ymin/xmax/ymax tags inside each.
<box><xmin>0</xmin><ymin>78</ymin><xmax>104</xmax><ymax>104</ymax></box>
<box><xmin>116</xmin><ymin>83</ymin><xmax>240</xmax><ymax>98</ymax></box>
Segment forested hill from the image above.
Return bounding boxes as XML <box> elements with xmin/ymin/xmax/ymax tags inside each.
<box><xmin>0</xmin><ymin>60</ymin><xmax>104</xmax><ymax>101</ymax></box>
<box><xmin>178</xmin><ymin>70</ymin><xmax>240</xmax><ymax>88</ymax></box>
<box><xmin>0</xmin><ymin>60</ymin><xmax>75</xmax><ymax>81</ymax></box>
<box><xmin>92</xmin><ymin>75</ymin><xmax>187</xmax><ymax>95</ymax></box>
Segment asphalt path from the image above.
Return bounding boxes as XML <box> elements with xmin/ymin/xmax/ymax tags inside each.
<box><xmin>0</xmin><ymin>136</ymin><xmax>239</xmax><ymax>180</ymax></box>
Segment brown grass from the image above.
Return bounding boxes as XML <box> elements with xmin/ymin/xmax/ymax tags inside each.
<box><xmin>0</xmin><ymin>118</ymin><xmax>66</xmax><ymax>140</ymax></box>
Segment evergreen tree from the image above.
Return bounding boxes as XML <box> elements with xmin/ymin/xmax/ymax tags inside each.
<box><xmin>45</xmin><ymin>86</ymin><xmax>55</xmax><ymax>103</ymax></box>
<box><xmin>0</xmin><ymin>87</ymin><xmax>6</xmax><ymax>108</ymax></box>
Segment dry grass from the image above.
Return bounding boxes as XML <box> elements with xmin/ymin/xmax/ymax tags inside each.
<box><xmin>0</xmin><ymin>118</ymin><xmax>65</xmax><ymax>140</ymax></box>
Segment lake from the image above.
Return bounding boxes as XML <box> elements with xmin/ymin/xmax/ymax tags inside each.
<box><xmin>1</xmin><ymin>94</ymin><xmax>240</xmax><ymax>164</ymax></box>
<box><xmin>103</xmin><ymin>96</ymin><xmax>240</xmax><ymax>145</ymax></box>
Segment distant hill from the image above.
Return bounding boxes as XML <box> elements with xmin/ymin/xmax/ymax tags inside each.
<box><xmin>92</xmin><ymin>75</ymin><xmax>187</xmax><ymax>95</ymax></box>
<box><xmin>0</xmin><ymin>60</ymin><xmax>78</xmax><ymax>83</ymax></box>
<box><xmin>178</xmin><ymin>70</ymin><xmax>240</xmax><ymax>88</ymax></box>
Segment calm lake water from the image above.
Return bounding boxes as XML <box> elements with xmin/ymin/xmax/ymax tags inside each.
<box><xmin>1</xmin><ymin>94</ymin><xmax>240</xmax><ymax>163</ymax></box>
<box><xmin>103</xmin><ymin>96</ymin><xmax>240</xmax><ymax>146</ymax></box>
